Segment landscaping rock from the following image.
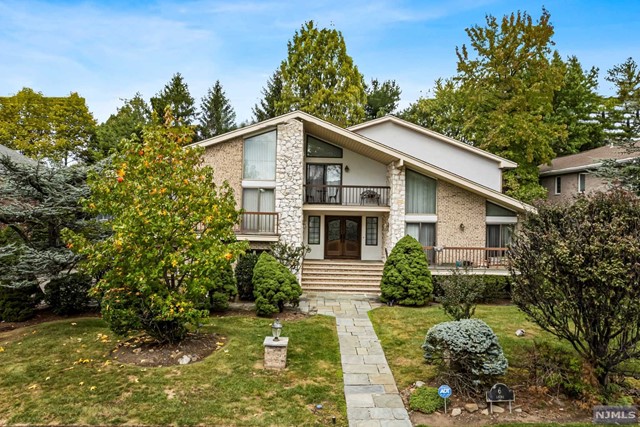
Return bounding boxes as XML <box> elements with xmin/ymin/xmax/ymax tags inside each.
<box><xmin>515</xmin><ymin>408</ymin><xmax>523</xmax><ymax>413</ymax></box>
<box><xmin>515</xmin><ymin>329</ymin><xmax>526</xmax><ymax>336</ymax></box>
<box><xmin>464</xmin><ymin>403</ymin><xmax>479</xmax><ymax>413</ymax></box>
<box><xmin>481</xmin><ymin>409</ymin><xmax>489</xmax><ymax>415</ymax></box>
<box><xmin>451</xmin><ymin>408</ymin><xmax>462</xmax><ymax>417</ymax></box>
<box><xmin>415</xmin><ymin>381</ymin><xmax>425</xmax><ymax>388</ymax></box>
<box><xmin>492</xmin><ymin>405</ymin><xmax>505</xmax><ymax>414</ymax></box>
<box><xmin>178</xmin><ymin>355</ymin><xmax>191</xmax><ymax>365</ymax></box>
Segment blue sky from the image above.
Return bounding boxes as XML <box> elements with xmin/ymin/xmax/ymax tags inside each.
<box><xmin>1</xmin><ymin>0</ymin><xmax>639</xmax><ymax>124</ymax></box>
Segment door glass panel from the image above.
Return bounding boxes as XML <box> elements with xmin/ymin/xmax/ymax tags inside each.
<box><xmin>345</xmin><ymin>219</ymin><xmax>358</xmax><ymax>242</ymax></box>
<box><xmin>328</xmin><ymin>219</ymin><xmax>341</xmax><ymax>241</ymax></box>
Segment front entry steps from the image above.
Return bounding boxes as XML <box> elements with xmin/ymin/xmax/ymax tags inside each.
<box><xmin>301</xmin><ymin>259</ymin><xmax>384</xmax><ymax>294</ymax></box>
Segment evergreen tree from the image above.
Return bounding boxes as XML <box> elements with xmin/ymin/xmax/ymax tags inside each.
<box><xmin>278</xmin><ymin>21</ymin><xmax>367</xmax><ymax>126</ymax></box>
<box><xmin>0</xmin><ymin>156</ymin><xmax>104</xmax><ymax>289</ymax></box>
<box><xmin>365</xmin><ymin>79</ymin><xmax>401</xmax><ymax>120</ymax></box>
<box><xmin>252</xmin><ymin>69</ymin><xmax>284</xmax><ymax>122</ymax></box>
<box><xmin>0</xmin><ymin>88</ymin><xmax>97</xmax><ymax>164</ymax></box>
<box><xmin>93</xmin><ymin>93</ymin><xmax>151</xmax><ymax>160</ymax></box>
<box><xmin>150</xmin><ymin>73</ymin><xmax>197</xmax><ymax>127</ymax></box>
<box><xmin>197</xmin><ymin>80</ymin><xmax>236</xmax><ymax>140</ymax></box>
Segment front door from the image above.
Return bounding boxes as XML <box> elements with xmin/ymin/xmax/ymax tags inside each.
<box><xmin>325</xmin><ymin>216</ymin><xmax>361</xmax><ymax>259</ymax></box>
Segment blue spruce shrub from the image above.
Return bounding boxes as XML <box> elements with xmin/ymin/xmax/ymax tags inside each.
<box><xmin>380</xmin><ymin>235</ymin><xmax>433</xmax><ymax>306</ymax></box>
<box><xmin>253</xmin><ymin>252</ymin><xmax>302</xmax><ymax>316</ymax></box>
<box><xmin>422</xmin><ymin>319</ymin><xmax>508</xmax><ymax>386</ymax></box>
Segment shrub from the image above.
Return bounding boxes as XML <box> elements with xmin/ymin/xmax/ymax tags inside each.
<box><xmin>524</xmin><ymin>341</ymin><xmax>592</xmax><ymax>398</ymax></box>
<box><xmin>235</xmin><ymin>252</ymin><xmax>259</xmax><ymax>301</ymax></box>
<box><xmin>0</xmin><ymin>284</ymin><xmax>44</xmax><ymax>322</ymax></box>
<box><xmin>380</xmin><ymin>235</ymin><xmax>432</xmax><ymax>306</ymax></box>
<box><xmin>422</xmin><ymin>319</ymin><xmax>508</xmax><ymax>391</ymax></box>
<box><xmin>208</xmin><ymin>263</ymin><xmax>237</xmax><ymax>311</ymax></box>
<box><xmin>409</xmin><ymin>386</ymin><xmax>444</xmax><ymax>413</ymax></box>
<box><xmin>269</xmin><ymin>241</ymin><xmax>310</xmax><ymax>274</ymax></box>
<box><xmin>432</xmin><ymin>275</ymin><xmax>510</xmax><ymax>302</ymax></box>
<box><xmin>44</xmin><ymin>273</ymin><xmax>93</xmax><ymax>315</ymax></box>
<box><xmin>438</xmin><ymin>267</ymin><xmax>486</xmax><ymax>320</ymax></box>
<box><xmin>253</xmin><ymin>252</ymin><xmax>302</xmax><ymax>316</ymax></box>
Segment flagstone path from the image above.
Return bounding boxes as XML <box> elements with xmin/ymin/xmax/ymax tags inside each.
<box><xmin>300</xmin><ymin>293</ymin><xmax>412</xmax><ymax>427</ymax></box>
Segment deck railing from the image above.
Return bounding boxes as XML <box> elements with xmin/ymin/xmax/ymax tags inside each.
<box><xmin>423</xmin><ymin>246</ymin><xmax>510</xmax><ymax>269</ymax></box>
<box><xmin>304</xmin><ymin>185</ymin><xmax>390</xmax><ymax>206</ymax></box>
<box><xmin>235</xmin><ymin>212</ymin><xmax>279</xmax><ymax>235</ymax></box>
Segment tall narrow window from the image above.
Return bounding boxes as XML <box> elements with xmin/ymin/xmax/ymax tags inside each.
<box><xmin>406</xmin><ymin>170</ymin><xmax>436</xmax><ymax>214</ymax></box>
<box><xmin>242</xmin><ymin>188</ymin><xmax>275</xmax><ymax>233</ymax></box>
<box><xmin>486</xmin><ymin>224</ymin><xmax>513</xmax><ymax>248</ymax></box>
<box><xmin>406</xmin><ymin>222</ymin><xmax>436</xmax><ymax>262</ymax></box>
<box><xmin>308</xmin><ymin>216</ymin><xmax>320</xmax><ymax>245</ymax></box>
<box><xmin>243</xmin><ymin>130</ymin><xmax>276</xmax><ymax>180</ymax></box>
<box><xmin>555</xmin><ymin>176</ymin><xmax>562</xmax><ymax>194</ymax></box>
<box><xmin>305</xmin><ymin>163</ymin><xmax>342</xmax><ymax>203</ymax></box>
<box><xmin>578</xmin><ymin>173</ymin><xmax>586</xmax><ymax>193</ymax></box>
<box><xmin>366</xmin><ymin>217</ymin><xmax>378</xmax><ymax>246</ymax></box>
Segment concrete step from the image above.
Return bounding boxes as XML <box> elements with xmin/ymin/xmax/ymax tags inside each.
<box><xmin>302</xmin><ymin>285</ymin><xmax>381</xmax><ymax>294</ymax></box>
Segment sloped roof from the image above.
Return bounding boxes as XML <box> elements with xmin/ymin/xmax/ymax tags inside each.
<box><xmin>189</xmin><ymin>111</ymin><xmax>534</xmax><ymax>213</ymax></box>
<box><xmin>0</xmin><ymin>144</ymin><xmax>37</xmax><ymax>166</ymax></box>
<box><xmin>539</xmin><ymin>144</ymin><xmax>638</xmax><ymax>176</ymax></box>
<box><xmin>348</xmin><ymin>115</ymin><xmax>518</xmax><ymax>169</ymax></box>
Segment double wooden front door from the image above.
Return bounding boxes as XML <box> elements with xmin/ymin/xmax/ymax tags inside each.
<box><xmin>325</xmin><ymin>216</ymin><xmax>361</xmax><ymax>259</ymax></box>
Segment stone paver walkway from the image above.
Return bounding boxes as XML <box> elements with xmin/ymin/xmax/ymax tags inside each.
<box><xmin>300</xmin><ymin>293</ymin><xmax>412</xmax><ymax>427</ymax></box>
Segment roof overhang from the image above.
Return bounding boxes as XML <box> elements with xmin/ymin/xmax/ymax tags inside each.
<box><xmin>539</xmin><ymin>156</ymin><xmax>639</xmax><ymax>177</ymax></box>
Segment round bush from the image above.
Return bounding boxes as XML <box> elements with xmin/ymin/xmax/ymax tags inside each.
<box><xmin>422</xmin><ymin>319</ymin><xmax>508</xmax><ymax>387</ymax></box>
<box><xmin>380</xmin><ymin>235</ymin><xmax>433</xmax><ymax>306</ymax></box>
<box><xmin>235</xmin><ymin>252</ymin><xmax>259</xmax><ymax>301</ymax></box>
<box><xmin>44</xmin><ymin>273</ymin><xmax>93</xmax><ymax>315</ymax></box>
<box><xmin>0</xmin><ymin>283</ymin><xmax>44</xmax><ymax>322</ymax></box>
<box><xmin>252</xmin><ymin>252</ymin><xmax>302</xmax><ymax>316</ymax></box>
<box><xmin>409</xmin><ymin>386</ymin><xmax>444</xmax><ymax>413</ymax></box>
<box><xmin>208</xmin><ymin>262</ymin><xmax>237</xmax><ymax>311</ymax></box>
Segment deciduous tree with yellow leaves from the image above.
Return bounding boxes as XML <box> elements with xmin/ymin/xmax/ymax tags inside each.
<box><xmin>64</xmin><ymin>112</ymin><xmax>246</xmax><ymax>343</ymax></box>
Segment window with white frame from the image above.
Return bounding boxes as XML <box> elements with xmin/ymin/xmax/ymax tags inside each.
<box><xmin>243</xmin><ymin>131</ymin><xmax>276</xmax><ymax>180</ymax></box>
<box><xmin>406</xmin><ymin>169</ymin><xmax>436</xmax><ymax>214</ymax></box>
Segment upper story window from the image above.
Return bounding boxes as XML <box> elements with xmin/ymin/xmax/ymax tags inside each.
<box><xmin>306</xmin><ymin>135</ymin><xmax>342</xmax><ymax>158</ymax></box>
<box><xmin>406</xmin><ymin>169</ymin><xmax>436</xmax><ymax>214</ymax></box>
<box><xmin>486</xmin><ymin>202</ymin><xmax>517</xmax><ymax>217</ymax></box>
<box><xmin>244</xmin><ymin>130</ymin><xmax>276</xmax><ymax>180</ymax></box>
<box><xmin>578</xmin><ymin>173</ymin><xmax>586</xmax><ymax>193</ymax></box>
<box><xmin>555</xmin><ymin>176</ymin><xmax>562</xmax><ymax>195</ymax></box>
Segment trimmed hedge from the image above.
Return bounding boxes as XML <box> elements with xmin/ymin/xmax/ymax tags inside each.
<box><xmin>380</xmin><ymin>235</ymin><xmax>433</xmax><ymax>306</ymax></box>
<box><xmin>432</xmin><ymin>274</ymin><xmax>510</xmax><ymax>302</ymax></box>
<box><xmin>252</xmin><ymin>252</ymin><xmax>302</xmax><ymax>316</ymax></box>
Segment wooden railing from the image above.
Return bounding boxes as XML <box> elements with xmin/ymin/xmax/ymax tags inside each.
<box><xmin>304</xmin><ymin>185</ymin><xmax>390</xmax><ymax>206</ymax></box>
<box><xmin>423</xmin><ymin>246</ymin><xmax>510</xmax><ymax>269</ymax></box>
<box><xmin>235</xmin><ymin>212</ymin><xmax>279</xmax><ymax>235</ymax></box>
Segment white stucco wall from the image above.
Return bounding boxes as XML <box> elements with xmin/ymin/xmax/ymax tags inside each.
<box><xmin>354</xmin><ymin>122</ymin><xmax>503</xmax><ymax>191</ymax></box>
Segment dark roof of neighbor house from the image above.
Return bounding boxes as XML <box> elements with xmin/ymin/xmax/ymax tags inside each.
<box><xmin>0</xmin><ymin>144</ymin><xmax>37</xmax><ymax>166</ymax></box>
<box><xmin>539</xmin><ymin>144</ymin><xmax>639</xmax><ymax>176</ymax></box>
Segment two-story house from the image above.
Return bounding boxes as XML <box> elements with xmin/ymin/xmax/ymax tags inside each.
<box><xmin>191</xmin><ymin>111</ymin><xmax>533</xmax><ymax>292</ymax></box>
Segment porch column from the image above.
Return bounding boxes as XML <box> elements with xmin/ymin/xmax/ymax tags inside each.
<box><xmin>384</xmin><ymin>160</ymin><xmax>406</xmax><ymax>258</ymax></box>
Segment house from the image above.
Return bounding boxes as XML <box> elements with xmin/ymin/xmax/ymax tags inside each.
<box><xmin>0</xmin><ymin>144</ymin><xmax>37</xmax><ymax>167</ymax></box>
<box><xmin>539</xmin><ymin>144</ymin><xmax>638</xmax><ymax>204</ymax></box>
<box><xmin>190</xmin><ymin>111</ymin><xmax>533</xmax><ymax>291</ymax></box>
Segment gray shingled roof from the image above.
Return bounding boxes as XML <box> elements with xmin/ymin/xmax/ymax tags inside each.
<box><xmin>0</xmin><ymin>144</ymin><xmax>37</xmax><ymax>166</ymax></box>
<box><xmin>539</xmin><ymin>144</ymin><xmax>639</xmax><ymax>176</ymax></box>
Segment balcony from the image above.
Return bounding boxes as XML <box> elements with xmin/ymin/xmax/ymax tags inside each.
<box><xmin>304</xmin><ymin>185</ymin><xmax>390</xmax><ymax>207</ymax></box>
<box><xmin>423</xmin><ymin>246</ymin><xmax>510</xmax><ymax>272</ymax></box>
<box><xmin>235</xmin><ymin>212</ymin><xmax>279</xmax><ymax>235</ymax></box>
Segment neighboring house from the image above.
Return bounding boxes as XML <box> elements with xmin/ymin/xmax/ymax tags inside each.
<box><xmin>0</xmin><ymin>143</ymin><xmax>37</xmax><ymax>167</ymax></box>
<box><xmin>190</xmin><ymin>112</ymin><xmax>533</xmax><ymax>290</ymax></box>
<box><xmin>539</xmin><ymin>144</ymin><xmax>638</xmax><ymax>204</ymax></box>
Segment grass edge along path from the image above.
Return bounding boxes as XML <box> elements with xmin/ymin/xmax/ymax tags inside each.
<box><xmin>0</xmin><ymin>314</ymin><xmax>347</xmax><ymax>426</ymax></box>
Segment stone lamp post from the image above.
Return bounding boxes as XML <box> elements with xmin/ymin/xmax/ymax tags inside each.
<box><xmin>264</xmin><ymin>317</ymin><xmax>288</xmax><ymax>370</ymax></box>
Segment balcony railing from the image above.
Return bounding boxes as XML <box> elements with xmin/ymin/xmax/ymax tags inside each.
<box><xmin>423</xmin><ymin>246</ymin><xmax>510</xmax><ymax>269</ymax></box>
<box><xmin>235</xmin><ymin>212</ymin><xmax>279</xmax><ymax>235</ymax></box>
<box><xmin>304</xmin><ymin>185</ymin><xmax>390</xmax><ymax>206</ymax></box>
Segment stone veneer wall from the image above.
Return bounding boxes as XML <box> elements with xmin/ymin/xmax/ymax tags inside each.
<box><xmin>384</xmin><ymin>161</ymin><xmax>406</xmax><ymax>257</ymax></box>
<box><xmin>275</xmin><ymin>119</ymin><xmax>304</xmax><ymax>248</ymax></box>
<box><xmin>436</xmin><ymin>181</ymin><xmax>485</xmax><ymax>247</ymax></box>
<box><xmin>201</xmin><ymin>138</ymin><xmax>244</xmax><ymax>208</ymax></box>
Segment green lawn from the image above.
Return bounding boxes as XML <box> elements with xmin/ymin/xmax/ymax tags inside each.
<box><xmin>368</xmin><ymin>304</ymin><xmax>574</xmax><ymax>390</ymax></box>
<box><xmin>0</xmin><ymin>315</ymin><xmax>347</xmax><ymax>426</ymax></box>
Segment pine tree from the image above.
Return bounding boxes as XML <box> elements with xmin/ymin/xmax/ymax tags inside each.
<box><xmin>197</xmin><ymin>80</ymin><xmax>236</xmax><ymax>140</ymax></box>
<box><xmin>365</xmin><ymin>79</ymin><xmax>401</xmax><ymax>120</ymax></box>
<box><xmin>252</xmin><ymin>69</ymin><xmax>284</xmax><ymax>122</ymax></box>
<box><xmin>150</xmin><ymin>73</ymin><xmax>197</xmax><ymax>127</ymax></box>
<box><xmin>278</xmin><ymin>21</ymin><xmax>367</xmax><ymax>126</ymax></box>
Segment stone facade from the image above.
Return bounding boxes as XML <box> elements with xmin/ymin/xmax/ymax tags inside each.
<box><xmin>201</xmin><ymin>138</ymin><xmax>243</xmax><ymax>208</ymax></box>
<box><xmin>263</xmin><ymin>337</ymin><xmax>288</xmax><ymax>370</ymax></box>
<box><xmin>436</xmin><ymin>181</ymin><xmax>486</xmax><ymax>247</ymax></box>
<box><xmin>384</xmin><ymin>161</ymin><xmax>406</xmax><ymax>257</ymax></box>
<box><xmin>275</xmin><ymin>119</ymin><xmax>304</xmax><ymax>248</ymax></box>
